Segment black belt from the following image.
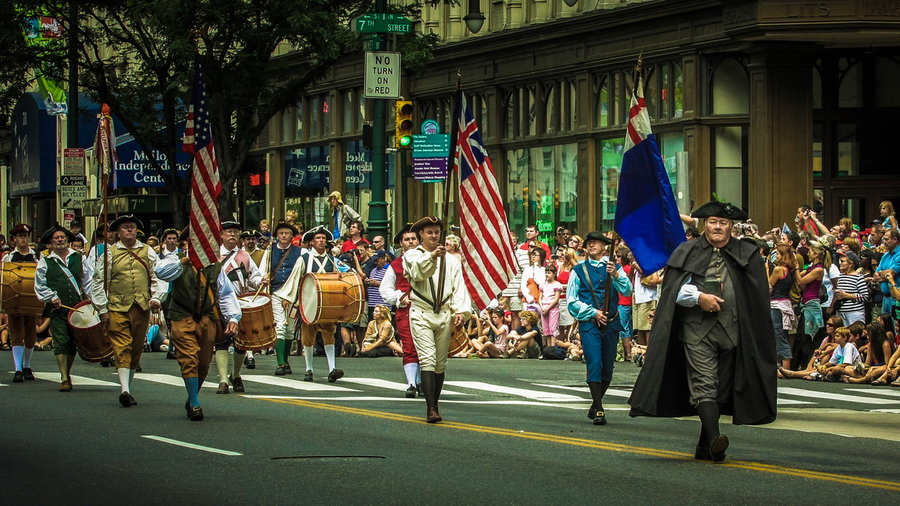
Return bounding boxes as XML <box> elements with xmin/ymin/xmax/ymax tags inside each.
<box><xmin>410</xmin><ymin>287</ymin><xmax>451</xmax><ymax>314</ymax></box>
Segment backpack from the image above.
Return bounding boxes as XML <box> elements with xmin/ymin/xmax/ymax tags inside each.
<box><xmin>541</xmin><ymin>345</ymin><xmax>566</xmax><ymax>360</ymax></box>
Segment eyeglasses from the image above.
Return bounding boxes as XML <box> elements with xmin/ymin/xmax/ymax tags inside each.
<box><xmin>826</xmin><ymin>323</ymin><xmax>835</xmax><ymax>327</ymax></box>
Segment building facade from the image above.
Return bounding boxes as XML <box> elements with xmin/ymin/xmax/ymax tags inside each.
<box><xmin>246</xmin><ymin>0</ymin><xmax>900</xmax><ymax>239</ymax></box>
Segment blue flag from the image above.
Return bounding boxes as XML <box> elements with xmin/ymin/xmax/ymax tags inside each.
<box><xmin>614</xmin><ymin>76</ymin><xmax>684</xmax><ymax>273</ymax></box>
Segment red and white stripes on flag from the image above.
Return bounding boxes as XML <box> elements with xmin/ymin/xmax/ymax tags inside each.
<box><xmin>624</xmin><ymin>74</ymin><xmax>652</xmax><ymax>150</ymax></box>
<box><xmin>183</xmin><ymin>57</ymin><xmax>222</xmax><ymax>270</ymax></box>
<box><xmin>454</xmin><ymin>91</ymin><xmax>518</xmax><ymax>310</ymax></box>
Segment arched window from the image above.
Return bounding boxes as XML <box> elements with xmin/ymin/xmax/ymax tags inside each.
<box><xmin>711</xmin><ymin>58</ymin><xmax>749</xmax><ymax>115</ymax></box>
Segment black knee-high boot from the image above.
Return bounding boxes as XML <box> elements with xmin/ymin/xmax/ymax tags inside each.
<box><xmin>587</xmin><ymin>382</ymin><xmax>607</xmax><ymax>425</ymax></box>
<box><xmin>435</xmin><ymin>372</ymin><xmax>445</xmax><ymax>409</ymax></box>
<box><xmin>421</xmin><ymin>371</ymin><xmax>441</xmax><ymax>423</ymax></box>
<box><xmin>696</xmin><ymin>401</ymin><xmax>728</xmax><ymax>462</ymax></box>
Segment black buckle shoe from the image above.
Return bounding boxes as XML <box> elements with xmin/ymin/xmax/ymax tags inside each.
<box><xmin>327</xmin><ymin>368</ymin><xmax>344</xmax><ymax>383</ymax></box>
<box><xmin>304</xmin><ymin>370</ymin><xmax>314</xmax><ymax>382</ymax></box>
<box><xmin>229</xmin><ymin>375</ymin><xmax>245</xmax><ymax>393</ymax></box>
<box><xmin>405</xmin><ymin>385</ymin><xmax>417</xmax><ymax>398</ymax></box>
<box><xmin>244</xmin><ymin>356</ymin><xmax>256</xmax><ymax>369</ymax></box>
<box><xmin>188</xmin><ymin>406</ymin><xmax>204</xmax><ymax>421</ymax></box>
<box><xmin>23</xmin><ymin>368</ymin><xmax>35</xmax><ymax>380</ymax></box>
<box><xmin>13</xmin><ymin>370</ymin><xmax>24</xmax><ymax>383</ymax></box>
<box><xmin>709</xmin><ymin>434</ymin><xmax>729</xmax><ymax>463</ymax></box>
<box><xmin>119</xmin><ymin>392</ymin><xmax>137</xmax><ymax>407</ymax></box>
<box><xmin>274</xmin><ymin>365</ymin><xmax>286</xmax><ymax>376</ymax></box>
<box><xmin>592</xmin><ymin>408</ymin><xmax>607</xmax><ymax>425</ymax></box>
<box><xmin>283</xmin><ymin>363</ymin><xmax>292</xmax><ymax>375</ymax></box>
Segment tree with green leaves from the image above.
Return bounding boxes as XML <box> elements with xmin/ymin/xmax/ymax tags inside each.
<box><xmin>7</xmin><ymin>0</ymin><xmax>439</xmax><ymax>226</ymax></box>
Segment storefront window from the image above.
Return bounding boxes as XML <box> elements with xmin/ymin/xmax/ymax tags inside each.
<box><xmin>713</xmin><ymin>126</ymin><xmax>746</xmax><ymax>209</ymax></box>
<box><xmin>281</xmin><ymin>107</ymin><xmax>294</xmax><ymax>144</ymax></box>
<box><xmin>599</xmin><ymin>138</ymin><xmax>624</xmax><ymax>230</ymax></box>
<box><xmin>295</xmin><ymin>100</ymin><xmax>304</xmax><ymax>140</ymax></box>
<box><xmin>342</xmin><ymin>140</ymin><xmax>395</xmax><ymax>228</ymax></box>
<box><xmin>343</xmin><ymin>89</ymin><xmax>355</xmax><ymax>134</ymax></box>
<box><xmin>505</xmin><ymin>143</ymin><xmax>578</xmax><ymax>242</ymax></box>
<box><xmin>711</xmin><ymin>59</ymin><xmax>749</xmax><ymax>115</ymax></box>
<box><xmin>838</xmin><ymin>58</ymin><xmax>862</xmax><ymax>108</ymax></box>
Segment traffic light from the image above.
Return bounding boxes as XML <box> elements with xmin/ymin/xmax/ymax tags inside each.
<box><xmin>395</xmin><ymin>100</ymin><xmax>414</xmax><ymax>148</ymax></box>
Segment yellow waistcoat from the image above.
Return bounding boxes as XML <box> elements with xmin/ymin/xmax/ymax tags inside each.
<box><xmin>107</xmin><ymin>244</ymin><xmax>152</xmax><ymax>312</ymax></box>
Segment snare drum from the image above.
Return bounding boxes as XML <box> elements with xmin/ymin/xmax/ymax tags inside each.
<box><xmin>0</xmin><ymin>261</ymin><xmax>44</xmax><ymax>315</ymax></box>
<box><xmin>67</xmin><ymin>301</ymin><xmax>114</xmax><ymax>362</ymax></box>
<box><xmin>298</xmin><ymin>272</ymin><xmax>365</xmax><ymax>325</ymax></box>
<box><xmin>234</xmin><ymin>295</ymin><xmax>276</xmax><ymax>351</ymax></box>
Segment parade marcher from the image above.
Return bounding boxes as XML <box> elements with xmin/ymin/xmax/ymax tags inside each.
<box><xmin>296</xmin><ymin>225</ymin><xmax>347</xmax><ymax>382</ymax></box>
<box><xmin>259</xmin><ymin>221</ymin><xmax>305</xmax><ymax>376</ymax></box>
<box><xmin>34</xmin><ymin>225</ymin><xmax>91</xmax><ymax>391</ymax></box>
<box><xmin>91</xmin><ymin>215</ymin><xmax>165</xmax><ymax>407</ymax></box>
<box><xmin>158</xmin><ymin>228</ymin><xmax>181</xmax><ymax>259</ymax></box>
<box><xmin>566</xmin><ymin>231</ymin><xmax>632</xmax><ymax>425</ymax></box>
<box><xmin>403</xmin><ymin>217</ymin><xmax>472</xmax><ymax>423</ymax></box>
<box><xmin>380</xmin><ymin>225</ymin><xmax>421</xmax><ymax>397</ymax></box>
<box><xmin>628</xmin><ymin>201</ymin><xmax>777</xmax><ymax>463</ymax></box>
<box><xmin>242</xmin><ymin>230</ymin><xmax>265</xmax><ymax>271</ymax></box>
<box><xmin>155</xmin><ymin>242</ymin><xmax>241</xmax><ymax>420</ymax></box>
<box><xmin>214</xmin><ymin>221</ymin><xmax>262</xmax><ymax>392</ymax></box>
<box><xmin>327</xmin><ymin>191</ymin><xmax>360</xmax><ymax>240</ymax></box>
<box><xmin>5</xmin><ymin>224</ymin><xmax>38</xmax><ymax>383</ymax></box>
<box><xmin>68</xmin><ymin>219</ymin><xmax>88</xmax><ymax>245</ymax></box>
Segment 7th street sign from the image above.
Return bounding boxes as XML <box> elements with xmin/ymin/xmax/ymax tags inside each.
<box><xmin>355</xmin><ymin>13</ymin><xmax>412</xmax><ymax>33</ymax></box>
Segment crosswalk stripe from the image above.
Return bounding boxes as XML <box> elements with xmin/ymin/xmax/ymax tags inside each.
<box><xmin>137</xmin><ymin>373</ymin><xmax>218</xmax><ymax>389</ymax></box>
<box><xmin>531</xmin><ymin>382</ymin><xmax>630</xmax><ymax>399</ymax></box>
<box><xmin>777</xmin><ymin>386</ymin><xmax>899</xmax><ymax>405</ymax></box>
<box><xmin>843</xmin><ymin>388</ymin><xmax>900</xmax><ymax>398</ymax></box>
<box><xmin>240</xmin><ymin>375</ymin><xmax>361</xmax><ymax>392</ymax></box>
<box><xmin>245</xmin><ymin>394</ymin><xmax>587</xmax><ymax>409</ymax></box>
<box><xmin>33</xmin><ymin>372</ymin><xmax>119</xmax><ymax>387</ymax></box>
<box><xmin>340</xmin><ymin>377</ymin><xmax>468</xmax><ymax>395</ymax></box>
<box><xmin>445</xmin><ymin>381</ymin><xmax>584</xmax><ymax>402</ymax></box>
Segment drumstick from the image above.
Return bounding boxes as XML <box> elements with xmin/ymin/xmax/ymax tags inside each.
<box><xmin>59</xmin><ymin>304</ymin><xmax>81</xmax><ymax>312</ymax></box>
<box><xmin>251</xmin><ymin>282</ymin><xmax>265</xmax><ymax>302</ymax></box>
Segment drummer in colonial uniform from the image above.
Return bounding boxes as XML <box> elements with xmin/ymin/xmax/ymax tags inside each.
<box><xmin>380</xmin><ymin>224</ymin><xmax>421</xmax><ymax>397</ymax></box>
<box><xmin>5</xmin><ymin>223</ymin><xmax>39</xmax><ymax>383</ymax></box>
<box><xmin>214</xmin><ymin>221</ymin><xmax>262</xmax><ymax>393</ymax></box>
<box><xmin>403</xmin><ymin>217</ymin><xmax>472</xmax><ymax>423</ymax></box>
<box><xmin>34</xmin><ymin>224</ymin><xmax>91</xmax><ymax>391</ymax></box>
<box><xmin>155</xmin><ymin>237</ymin><xmax>242</xmax><ymax>421</ymax></box>
<box><xmin>260</xmin><ymin>221</ymin><xmax>305</xmax><ymax>376</ymax></box>
<box><xmin>242</xmin><ymin>230</ymin><xmax>265</xmax><ymax>271</ymax></box>
<box><xmin>91</xmin><ymin>214</ymin><xmax>165</xmax><ymax>407</ymax></box>
<box><xmin>295</xmin><ymin>225</ymin><xmax>349</xmax><ymax>383</ymax></box>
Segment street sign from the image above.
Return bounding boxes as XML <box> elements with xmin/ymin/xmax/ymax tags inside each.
<box><xmin>412</xmin><ymin>134</ymin><xmax>451</xmax><ymax>181</ymax></box>
<box><xmin>59</xmin><ymin>175</ymin><xmax>87</xmax><ymax>209</ymax></box>
<box><xmin>364</xmin><ymin>51</ymin><xmax>401</xmax><ymax>99</ymax></box>
<box><xmin>63</xmin><ymin>148</ymin><xmax>84</xmax><ymax>176</ymax></box>
<box><xmin>355</xmin><ymin>13</ymin><xmax>412</xmax><ymax>34</ymax></box>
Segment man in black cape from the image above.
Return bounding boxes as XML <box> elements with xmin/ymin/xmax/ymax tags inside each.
<box><xmin>628</xmin><ymin>200</ymin><xmax>776</xmax><ymax>463</ymax></box>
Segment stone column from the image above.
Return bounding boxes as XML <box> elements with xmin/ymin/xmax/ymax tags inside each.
<box><xmin>747</xmin><ymin>43</ymin><xmax>817</xmax><ymax>229</ymax></box>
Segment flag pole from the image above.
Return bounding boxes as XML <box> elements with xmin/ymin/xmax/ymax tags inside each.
<box><xmin>99</xmin><ymin>104</ymin><xmax>112</xmax><ymax>295</ymax></box>
<box><xmin>442</xmin><ymin>70</ymin><xmax>462</xmax><ymax>228</ymax></box>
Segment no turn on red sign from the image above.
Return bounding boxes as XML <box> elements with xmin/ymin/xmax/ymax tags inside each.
<box><xmin>364</xmin><ymin>51</ymin><xmax>400</xmax><ymax>99</ymax></box>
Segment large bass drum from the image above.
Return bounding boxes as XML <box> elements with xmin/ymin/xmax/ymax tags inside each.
<box><xmin>67</xmin><ymin>300</ymin><xmax>114</xmax><ymax>362</ymax></box>
<box><xmin>0</xmin><ymin>261</ymin><xmax>44</xmax><ymax>316</ymax></box>
<box><xmin>298</xmin><ymin>272</ymin><xmax>365</xmax><ymax>325</ymax></box>
<box><xmin>234</xmin><ymin>295</ymin><xmax>277</xmax><ymax>351</ymax></box>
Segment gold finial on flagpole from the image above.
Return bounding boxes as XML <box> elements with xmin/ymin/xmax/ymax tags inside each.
<box><xmin>635</xmin><ymin>49</ymin><xmax>644</xmax><ymax>73</ymax></box>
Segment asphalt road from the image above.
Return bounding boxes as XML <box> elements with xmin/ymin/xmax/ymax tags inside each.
<box><xmin>2</xmin><ymin>350</ymin><xmax>899</xmax><ymax>504</ymax></box>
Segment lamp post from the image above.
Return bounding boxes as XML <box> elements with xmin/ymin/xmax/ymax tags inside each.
<box><xmin>463</xmin><ymin>0</ymin><xmax>485</xmax><ymax>34</ymax></box>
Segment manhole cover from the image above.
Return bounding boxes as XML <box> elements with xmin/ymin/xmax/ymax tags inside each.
<box><xmin>271</xmin><ymin>455</ymin><xmax>385</xmax><ymax>461</ymax></box>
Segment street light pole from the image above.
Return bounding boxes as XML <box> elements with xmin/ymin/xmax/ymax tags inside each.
<box><xmin>367</xmin><ymin>0</ymin><xmax>389</xmax><ymax>241</ymax></box>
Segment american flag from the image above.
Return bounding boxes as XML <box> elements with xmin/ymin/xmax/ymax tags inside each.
<box><xmin>94</xmin><ymin>103</ymin><xmax>118</xmax><ymax>189</ymax></box>
<box><xmin>454</xmin><ymin>91</ymin><xmax>518</xmax><ymax>310</ymax></box>
<box><xmin>183</xmin><ymin>57</ymin><xmax>222</xmax><ymax>269</ymax></box>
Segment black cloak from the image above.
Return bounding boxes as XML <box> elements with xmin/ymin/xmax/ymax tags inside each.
<box><xmin>628</xmin><ymin>236</ymin><xmax>777</xmax><ymax>425</ymax></box>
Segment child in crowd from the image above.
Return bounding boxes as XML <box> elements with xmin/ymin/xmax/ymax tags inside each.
<box><xmin>472</xmin><ymin>308</ymin><xmax>509</xmax><ymax>358</ymax></box>
<box><xmin>507</xmin><ymin>310</ymin><xmax>541</xmax><ymax>359</ymax></box>
<box><xmin>880</xmin><ymin>200</ymin><xmax>898</xmax><ymax>231</ymax></box>
<box><xmin>540</xmin><ymin>265</ymin><xmax>563</xmax><ymax>347</ymax></box>
<box><xmin>819</xmin><ymin>327</ymin><xmax>861</xmax><ymax>381</ymax></box>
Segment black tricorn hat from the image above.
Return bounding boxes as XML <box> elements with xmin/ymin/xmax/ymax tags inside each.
<box><xmin>110</xmin><ymin>214</ymin><xmax>144</xmax><ymax>231</ymax></box>
<box><xmin>9</xmin><ymin>223</ymin><xmax>33</xmax><ymax>236</ymax></box>
<box><xmin>393</xmin><ymin>223</ymin><xmax>414</xmax><ymax>245</ymax></box>
<box><xmin>221</xmin><ymin>221</ymin><xmax>242</xmax><ymax>231</ymax></box>
<box><xmin>691</xmin><ymin>201</ymin><xmax>748</xmax><ymax>221</ymax></box>
<box><xmin>273</xmin><ymin>221</ymin><xmax>298</xmax><ymax>236</ymax></box>
<box><xmin>584</xmin><ymin>231</ymin><xmax>613</xmax><ymax>245</ymax></box>
<box><xmin>302</xmin><ymin>225</ymin><xmax>333</xmax><ymax>243</ymax></box>
<box><xmin>41</xmin><ymin>224</ymin><xmax>75</xmax><ymax>244</ymax></box>
<box><xmin>410</xmin><ymin>216</ymin><xmax>443</xmax><ymax>234</ymax></box>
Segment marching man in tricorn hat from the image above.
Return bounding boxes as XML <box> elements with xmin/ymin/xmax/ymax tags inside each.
<box><xmin>403</xmin><ymin>216</ymin><xmax>472</xmax><ymax>423</ymax></box>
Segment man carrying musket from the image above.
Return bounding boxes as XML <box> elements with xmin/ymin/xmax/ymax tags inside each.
<box><xmin>403</xmin><ymin>216</ymin><xmax>471</xmax><ymax>423</ymax></box>
<box><xmin>91</xmin><ymin>214</ymin><xmax>165</xmax><ymax>407</ymax></box>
